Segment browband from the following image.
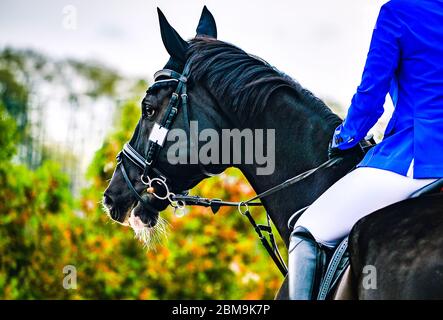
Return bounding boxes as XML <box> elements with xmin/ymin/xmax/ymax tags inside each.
<box><xmin>154</xmin><ymin>69</ymin><xmax>188</xmax><ymax>83</ymax></box>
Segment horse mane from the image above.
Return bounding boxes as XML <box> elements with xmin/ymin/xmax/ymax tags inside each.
<box><xmin>187</xmin><ymin>38</ymin><xmax>341</xmax><ymax>126</ymax></box>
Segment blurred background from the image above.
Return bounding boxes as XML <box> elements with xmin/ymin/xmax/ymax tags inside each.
<box><xmin>0</xmin><ymin>0</ymin><xmax>389</xmax><ymax>299</ymax></box>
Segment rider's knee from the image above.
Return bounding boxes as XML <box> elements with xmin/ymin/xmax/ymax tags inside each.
<box><xmin>291</xmin><ymin>223</ymin><xmax>339</xmax><ymax>250</ymax></box>
<box><xmin>289</xmin><ymin>226</ymin><xmax>316</xmax><ymax>253</ymax></box>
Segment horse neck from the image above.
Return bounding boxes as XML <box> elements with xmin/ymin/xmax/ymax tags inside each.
<box><xmin>237</xmin><ymin>87</ymin><xmax>343</xmax><ymax>247</ymax></box>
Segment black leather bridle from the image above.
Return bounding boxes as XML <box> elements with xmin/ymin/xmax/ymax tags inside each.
<box><xmin>116</xmin><ymin>63</ymin><xmax>193</xmax><ymax>213</ymax></box>
<box><xmin>116</xmin><ymin>60</ymin><xmax>351</xmax><ymax>277</ymax></box>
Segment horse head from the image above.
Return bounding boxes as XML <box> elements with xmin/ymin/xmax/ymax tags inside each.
<box><xmin>103</xmin><ymin>7</ymin><xmax>229</xmax><ymax>237</ymax></box>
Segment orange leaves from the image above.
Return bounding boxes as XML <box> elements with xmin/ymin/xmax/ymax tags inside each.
<box><xmin>203</xmin><ymin>224</ymin><xmax>217</xmax><ymax>237</ymax></box>
<box><xmin>80</xmin><ymin>198</ymin><xmax>95</xmax><ymax>214</ymax></box>
<box><xmin>138</xmin><ymin>288</ymin><xmax>152</xmax><ymax>300</ymax></box>
<box><xmin>188</xmin><ymin>243</ymin><xmax>208</xmax><ymax>258</ymax></box>
<box><xmin>218</xmin><ymin>228</ymin><xmax>238</xmax><ymax>241</ymax></box>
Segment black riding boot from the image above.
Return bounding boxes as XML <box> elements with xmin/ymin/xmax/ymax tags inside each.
<box><xmin>289</xmin><ymin>226</ymin><xmax>329</xmax><ymax>300</ymax></box>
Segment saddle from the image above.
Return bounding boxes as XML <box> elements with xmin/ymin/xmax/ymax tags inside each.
<box><xmin>287</xmin><ymin>174</ymin><xmax>443</xmax><ymax>300</ymax></box>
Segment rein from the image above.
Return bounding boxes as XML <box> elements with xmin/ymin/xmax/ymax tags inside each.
<box><xmin>117</xmin><ymin>61</ymin><xmax>345</xmax><ymax>277</ymax></box>
<box><xmin>173</xmin><ymin>156</ymin><xmax>343</xmax><ymax>276</ymax></box>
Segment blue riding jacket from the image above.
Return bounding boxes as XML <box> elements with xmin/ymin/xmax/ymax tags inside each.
<box><xmin>334</xmin><ymin>0</ymin><xmax>443</xmax><ymax>178</ymax></box>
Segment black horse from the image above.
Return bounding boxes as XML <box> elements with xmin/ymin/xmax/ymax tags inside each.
<box><xmin>103</xmin><ymin>7</ymin><xmax>443</xmax><ymax>299</ymax></box>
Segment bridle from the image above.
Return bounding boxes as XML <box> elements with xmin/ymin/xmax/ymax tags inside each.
<box><xmin>116</xmin><ymin>62</ymin><xmax>194</xmax><ymax>214</ymax></box>
<box><xmin>116</xmin><ymin>60</ymin><xmax>349</xmax><ymax>277</ymax></box>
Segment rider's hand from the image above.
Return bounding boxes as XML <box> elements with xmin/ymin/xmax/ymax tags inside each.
<box><xmin>328</xmin><ymin>141</ymin><xmax>364</xmax><ymax>160</ymax></box>
<box><xmin>328</xmin><ymin>126</ymin><xmax>365</xmax><ymax>160</ymax></box>
<box><xmin>328</xmin><ymin>143</ymin><xmax>343</xmax><ymax>159</ymax></box>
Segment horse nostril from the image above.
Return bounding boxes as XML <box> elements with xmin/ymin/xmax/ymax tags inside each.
<box><xmin>103</xmin><ymin>193</ymin><xmax>114</xmax><ymax>210</ymax></box>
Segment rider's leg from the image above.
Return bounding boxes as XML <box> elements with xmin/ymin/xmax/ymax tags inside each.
<box><xmin>294</xmin><ymin>166</ymin><xmax>436</xmax><ymax>247</ymax></box>
<box><xmin>288</xmin><ymin>226</ymin><xmax>331</xmax><ymax>300</ymax></box>
<box><xmin>288</xmin><ymin>166</ymin><xmax>436</xmax><ymax>300</ymax></box>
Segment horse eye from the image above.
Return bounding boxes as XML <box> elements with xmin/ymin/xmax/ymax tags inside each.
<box><xmin>145</xmin><ymin>107</ymin><xmax>156</xmax><ymax>119</ymax></box>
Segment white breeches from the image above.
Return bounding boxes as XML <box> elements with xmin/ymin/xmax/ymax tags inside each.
<box><xmin>294</xmin><ymin>164</ymin><xmax>436</xmax><ymax>248</ymax></box>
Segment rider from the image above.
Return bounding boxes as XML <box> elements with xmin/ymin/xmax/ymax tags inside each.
<box><xmin>289</xmin><ymin>0</ymin><xmax>443</xmax><ymax>299</ymax></box>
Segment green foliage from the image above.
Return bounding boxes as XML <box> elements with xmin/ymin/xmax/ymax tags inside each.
<box><xmin>0</xmin><ymin>160</ymin><xmax>73</xmax><ymax>298</ymax></box>
<box><xmin>0</xmin><ymin>48</ymin><xmax>135</xmax><ymax>170</ymax></box>
<box><xmin>66</xmin><ymin>60</ymin><xmax>122</xmax><ymax>98</ymax></box>
<box><xmin>0</xmin><ymin>68</ymin><xmax>28</xmax><ymax>124</ymax></box>
<box><xmin>0</xmin><ymin>103</ymin><xmax>18</xmax><ymax>161</ymax></box>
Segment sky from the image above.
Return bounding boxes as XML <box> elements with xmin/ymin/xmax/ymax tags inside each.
<box><xmin>0</xmin><ymin>0</ymin><xmax>389</xmax><ymax>108</ymax></box>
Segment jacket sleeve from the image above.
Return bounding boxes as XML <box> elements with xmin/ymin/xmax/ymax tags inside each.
<box><xmin>334</xmin><ymin>2</ymin><xmax>403</xmax><ymax>150</ymax></box>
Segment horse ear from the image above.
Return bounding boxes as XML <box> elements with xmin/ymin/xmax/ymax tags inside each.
<box><xmin>196</xmin><ymin>6</ymin><xmax>217</xmax><ymax>39</ymax></box>
<box><xmin>157</xmin><ymin>8</ymin><xmax>188</xmax><ymax>64</ymax></box>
